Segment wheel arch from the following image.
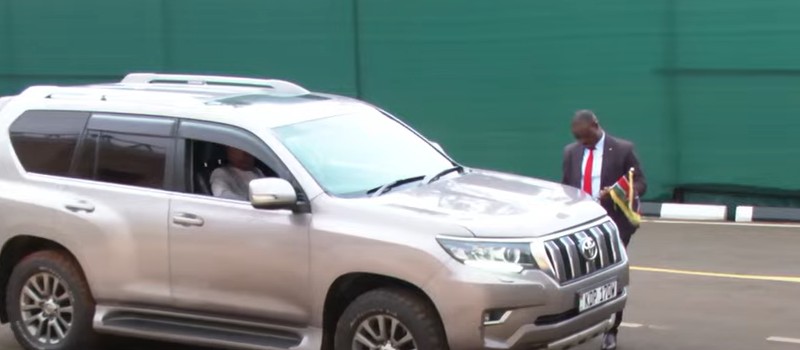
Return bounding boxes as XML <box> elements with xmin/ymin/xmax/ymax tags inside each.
<box><xmin>320</xmin><ymin>272</ymin><xmax>447</xmax><ymax>350</ymax></box>
<box><xmin>0</xmin><ymin>235</ymin><xmax>85</xmax><ymax>323</ymax></box>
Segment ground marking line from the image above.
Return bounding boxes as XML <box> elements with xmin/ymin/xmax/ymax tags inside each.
<box><xmin>767</xmin><ymin>337</ymin><xmax>800</xmax><ymax>345</ymax></box>
<box><xmin>620</xmin><ymin>322</ymin><xmax>672</xmax><ymax>331</ymax></box>
<box><xmin>647</xmin><ymin>325</ymin><xmax>672</xmax><ymax>331</ymax></box>
<box><xmin>620</xmin><ymin>322</ymin><xmax>643</xmax><ymax>328</ymax></box>
<box><xmin>631</xmin><ymin>266</ymin><xmax>800</xmax><ymax>284</ymax></box>
<box><xmin>644</xmin><ymin>219</ymin><xmax>800</xmax><ymax>228</ymax></box>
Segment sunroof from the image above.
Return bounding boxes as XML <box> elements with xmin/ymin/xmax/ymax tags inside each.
<box><xmin>211</xmin><ymin>93</ymin><xmax>330</xmax><ymax>106</ymax></box>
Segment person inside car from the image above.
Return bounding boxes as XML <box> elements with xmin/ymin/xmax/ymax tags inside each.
<box><xmin>209</xmin><ymin>146</ymin><xmax>265</xmax><ymax>201</ymax></box>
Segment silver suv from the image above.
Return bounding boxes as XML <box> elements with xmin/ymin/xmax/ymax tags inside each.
<box><xmin>0</xmin><ymin>73</ymin><xmax>628</xmax><ymax>350</ymax></box>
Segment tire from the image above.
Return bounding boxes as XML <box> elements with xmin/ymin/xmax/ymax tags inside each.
<box><xmin>334</xmin><ymin>288</ymin><xmax>448</xmax><ymax>350</ymax></box>
<box><xmin>6</xmin><ymin>250</ymin><xmax>99</xmax><ymax>350</ymax></box>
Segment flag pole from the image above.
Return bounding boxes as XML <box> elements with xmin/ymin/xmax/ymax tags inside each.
<box><xmin>628</xmin><ymin>167</ymin><xmax>635</xmax><ymax>209</ymax></box>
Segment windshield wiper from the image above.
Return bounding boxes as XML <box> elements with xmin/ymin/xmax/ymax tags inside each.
<box><xmin>424</xmin><ymin>165</ymin><xmax>465</xmax><ymax>184</ymax></box>
<box><xmin>365</xmin><ymin>166</ymin><xmax>464</xmax><ymax>197</ymax></box>
<box><xmin>366</xmin><ymin>175</ymin><xmax>426</xmax><ymax>197</ymax></box>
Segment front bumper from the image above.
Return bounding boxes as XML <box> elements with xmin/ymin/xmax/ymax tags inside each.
<box><xmin>546</xmin><ymin>316</ymin><xmax>615</xmax><ymax>350</ymax></box>
<box><xmin>424</xmin><ymin>258</ymin><xmax>629</xmax><ymax>350</ymax></box>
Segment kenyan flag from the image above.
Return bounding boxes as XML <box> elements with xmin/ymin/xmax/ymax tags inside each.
<box><xmin>608</xmin><ymin>168</ymin><xmax>642</xmax><ymax>227</ymax></box>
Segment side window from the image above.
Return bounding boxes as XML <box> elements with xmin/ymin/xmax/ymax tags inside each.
<box><xmin>71</xmin><ymin>114</ymin><xmax>175</xmax><ymax>190</ymax></box>
<box><xmin>186</xmin><ymin>140</ymin><xmax>278</xmax><ymax>200</ymax></box>
<box><xmin>9</xmin><ymin>111</ymin><xmax>90</xmax><ymax>176</ymax></box>
<box><xmin>74</xmin><ymin>131</ymin><xmax>171</xmax><ymax>189</ymax></box>
<box><xmin>175</xmin><ymin>120</ymin><xmax>296</xmax><ymax>201</ymax></box>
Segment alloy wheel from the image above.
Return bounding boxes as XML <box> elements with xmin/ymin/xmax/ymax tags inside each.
<box><xmin>352</xmin><ymin>314</ymin><xmax>417</xmax><ymax>350</ymax></box>
<box><xmin>19</xmin><ymin>272</ymin><xmax>74</xmax><ymax>344</ymax></box>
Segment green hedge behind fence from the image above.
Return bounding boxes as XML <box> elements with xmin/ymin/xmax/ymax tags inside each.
<box><xmin>2</xmin><ymin>0</ymin><xmax>800</xmax><ymax>205</ymax></box>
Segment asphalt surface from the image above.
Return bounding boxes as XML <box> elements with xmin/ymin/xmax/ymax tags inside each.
<box><xmin>1</xmin><ymin>220</ymin><xmax>799</xmax><ymax>350</ymax></box>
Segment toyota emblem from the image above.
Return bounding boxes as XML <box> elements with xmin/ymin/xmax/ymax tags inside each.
<box><xmin>579</xmin><ymin>237</ymin><xmax>599</xmax><ymax>261</ymax></box>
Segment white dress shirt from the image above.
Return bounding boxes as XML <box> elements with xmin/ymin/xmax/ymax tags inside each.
<box><xmin>210</xmin><ymin>166</ymin><xmax>265</xmax><ymax>201</ymax></box>
<box><xmin>581</xmin><ymin>132</ymin><xmax>605</xmax><ymax>199</ymax></box>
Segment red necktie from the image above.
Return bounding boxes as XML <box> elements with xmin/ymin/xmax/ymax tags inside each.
<box><xmin>583</xmin><ymin>148</ymin><xmax>594</xmax><ymax>195</ymax></box>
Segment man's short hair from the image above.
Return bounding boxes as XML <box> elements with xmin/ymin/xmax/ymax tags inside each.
<box><xmin>573</xmin><ymin>109</ymin><xmax>598</xmax><ymax>124</ymax></box>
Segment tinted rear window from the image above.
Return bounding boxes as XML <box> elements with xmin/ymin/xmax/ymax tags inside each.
<box><xmin>73</xmin><ymin>131</ymin><xmax>170</xmax><ymax>189</ymax></box>
<box><xmin>9</xmin><ymin>111</ymin><xmax>90</xmax><ymax>176</ymax></box>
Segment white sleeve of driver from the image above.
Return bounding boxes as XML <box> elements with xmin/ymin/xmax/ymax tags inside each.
<box><xmin>210</xmin><ymin>167</ymin><xmax>246</xmax><ymax>201</ymax></box>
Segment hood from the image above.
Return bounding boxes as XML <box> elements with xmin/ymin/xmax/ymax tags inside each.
<box><xmin>371</xmin><ymin>169</ymin><xmax>607</xmax><ymax>238</ymax></box>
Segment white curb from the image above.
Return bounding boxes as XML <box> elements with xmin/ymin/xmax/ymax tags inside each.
<box><xmin>735</xmin><ymin>206</ymin><xmax>754</xmax><ymax>222</ymax></box>
<box><xmin>659</xmin><ymin>203</ymin><xmax>727</xmax><ymax>221</ymax></box>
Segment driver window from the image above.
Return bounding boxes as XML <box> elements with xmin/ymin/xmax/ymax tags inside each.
<box><xmin>186</xmin><ymin>140</ymin><xmax>278</xmax><ymax>201</ymax></box>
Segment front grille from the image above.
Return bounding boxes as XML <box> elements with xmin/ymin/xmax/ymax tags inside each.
<box><xmin>543</xmin><ymin>221</ymin><xmax>622</xmax><ymax>283</ymax></box>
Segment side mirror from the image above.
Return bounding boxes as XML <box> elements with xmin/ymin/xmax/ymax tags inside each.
<box><xmin>249</xmin><ymin>178</ymin><xmax>297</xmax><ymax>210</ymax></box>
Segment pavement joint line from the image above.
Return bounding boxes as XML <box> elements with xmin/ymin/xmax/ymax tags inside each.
<box><xmin>631</xmin><ymin>266</ymin><xmax>800</xmax><ymax>284</ymax></box>
<box><xmin>767</xmin><ymin>336</ymin><xmax>800</xmax><ymax>345</ymax></box>
<box><xmin>644</xmin><ymin>219</ymin><xmax>800</xmax><ymax>228</ymax></box>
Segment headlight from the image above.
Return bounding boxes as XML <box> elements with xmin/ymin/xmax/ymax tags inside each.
<box><xmin>437</xmin><ymin>237</ymin><xmax>537</xmax><ymax>273</ymax></box>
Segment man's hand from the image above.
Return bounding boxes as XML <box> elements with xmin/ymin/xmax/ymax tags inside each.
<box><xmin>600</xmin><ymin>187</ymin><xmax>611</xmax><ymax>198</ymax></box>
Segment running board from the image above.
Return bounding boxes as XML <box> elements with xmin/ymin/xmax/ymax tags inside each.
<box><xmin>93</xmin><ymin>305</ymin><xmax>320</xmax><ymax>350</ymax></box>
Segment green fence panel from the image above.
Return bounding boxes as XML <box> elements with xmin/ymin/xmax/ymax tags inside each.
<box><xmin>163</xmin><ymin>0</ymin><xmax>357</xmax><ymax>95</ymax></box>
<box><xmin>676</xmin><ymin>0</ymin><xmax>800</xmax><ymax>69</ymax></box>
<box><xmin>3</xmin><ymin>0</ymin><xmax>800</xmax><ymax>204</ymax></box>
<box><xmin>0</xmin><ymin>0</ymin><xmax>163</xmax><ymax>81</ymax></box>
<box><xmin>0</xmin><ymin>0</ymin><xmax>357</xmax><ymax>95</ymax></box>
<box><xmin>677</xmin><ymin>76</ymin><xmax>800</xmax><ymax>189</ymax></box>
<box><xmin>0</xmin><ymin>2</ymin><xmax>10</xmax><ymax>92</ymax></box>
<box><xmin>673</xmin><ymin>0</ymin><xmax>800</xmax><ymax>194</ymax></box>
<box><xmin>357</xmin><ymin>0</ymin><xmax>673</xmax><ymax>199</ymax></box>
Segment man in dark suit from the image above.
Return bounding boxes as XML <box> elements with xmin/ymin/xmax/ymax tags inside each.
<box><xmin>561</xmin><ymin>110</ymin><xmax>646</xmax><ymax>350</ymax></box>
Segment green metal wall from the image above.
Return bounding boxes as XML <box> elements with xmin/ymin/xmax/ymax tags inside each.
<box><xmin>2</xmin><ymin>0</ymin><xmax>799</xmax><ymax>203</ymax></box>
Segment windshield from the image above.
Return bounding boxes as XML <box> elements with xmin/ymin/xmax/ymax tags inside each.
<box><xmin>273</xmin><ymin>110</ymin><xmax>454</xmax><ymax>196</ymax></box>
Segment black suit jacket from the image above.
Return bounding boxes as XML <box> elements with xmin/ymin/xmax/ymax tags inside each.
<box><xmin>561</xmin><ymin>134</ymin><xmax>647</xmax><ymax>243</ymax></box>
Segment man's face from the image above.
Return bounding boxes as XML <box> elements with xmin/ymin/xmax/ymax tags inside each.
<box><xmin>227</xmin><ymin>147</ymin><xmax>254</xmax><ymax>170</ymax></box>
<box><xmin>572</xmin><ymin>121</ymin><xmax>601</xmax><ymax>149</ymax></box>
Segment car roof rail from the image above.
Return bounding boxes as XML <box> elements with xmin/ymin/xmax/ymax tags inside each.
<box><xmin>121</xmin><ymin>73</ymin><xmax>310</xmax><ymax>96</ymax></box>
<box><xmin>19</xmin><ymin>86</ymin><xmax>60</xmax><ymax>98</ymax></box>
<box><xmin>20</xmin><ymin>86</ymin><xmax>202</xmax><ymax>106</ymax></box>
<box><xmin>20</xmin><ymin>86</ymin><xmax>109</xmax><ymax>101</ymax></box>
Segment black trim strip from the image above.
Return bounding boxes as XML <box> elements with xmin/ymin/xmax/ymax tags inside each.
<box><xmin>751</xmin><ymin>207</ymin><xmax>800</xmax><ymax>223</ymax></box>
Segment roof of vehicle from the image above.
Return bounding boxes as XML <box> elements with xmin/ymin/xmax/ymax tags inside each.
<box><xmin>10</xmin><ymin>73</ymin><xmax>375</xmax><ymax>129</ymax></box>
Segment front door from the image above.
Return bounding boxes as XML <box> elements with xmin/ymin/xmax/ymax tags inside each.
<box><xmin>167</xmin><ymin>120</ymin><xmax>311</xmax><ymax>324</ymax></box>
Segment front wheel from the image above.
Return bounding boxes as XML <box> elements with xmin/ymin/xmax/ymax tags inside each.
<box><xmin>6</xmin><ymin>250</ymin><xmax>99</xmax><ymax>350</ymax></box>
<box><xmin>334</xmin><ymin>288</ymin><xmax>448</xmax><ymax>350</ymax></box>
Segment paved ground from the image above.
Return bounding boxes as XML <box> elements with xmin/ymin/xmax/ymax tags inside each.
<box><xmin>578</xmin><ymin>220</ymin><xmax>800</xmax><ymax>350</ymax></box>
<box><xmin>1</xmin><ymin>220</ymin><xmax>799</xmax><ymax>349</ymax></box>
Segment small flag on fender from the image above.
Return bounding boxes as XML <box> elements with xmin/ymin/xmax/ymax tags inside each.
<box><xmin>608</xmin><ymin>167</ymin><xmax>642</xmax><ymax>227</ymax></box>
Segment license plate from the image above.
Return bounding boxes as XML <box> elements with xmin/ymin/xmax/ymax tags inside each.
<box><xmin>578</xmin><ymin>281</ymin><xmax>618</xmax><ymax>312</ymax></box>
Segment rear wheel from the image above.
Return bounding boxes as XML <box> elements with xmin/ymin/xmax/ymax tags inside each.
<box><xmin>334</xmin><ymin>288</ymin><xmax>448</xmax><ymax>350</ymax></box>
<box><xmin>6</xmin><ymin>250</ymin><xmax>99</xmax><ymax>350</ymax></box>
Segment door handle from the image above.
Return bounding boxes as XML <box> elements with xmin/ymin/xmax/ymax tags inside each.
<box><xmin>65</xmin><ymin>200</ymin><xmax>95</xmax><ymax>213</ymax></box>
<box><xmin>172</xmin><ymin>213</ymin><xmax>205</xmax><ymax>227</ymax></box>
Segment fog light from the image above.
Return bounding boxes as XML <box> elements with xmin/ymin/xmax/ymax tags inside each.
<box><xmin>483</xmin><ymin>309</ymin><xmax>512</xmax><ymax>325</ymax></box>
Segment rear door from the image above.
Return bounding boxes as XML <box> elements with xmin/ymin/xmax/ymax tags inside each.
<box><xmin>49</xmin><ymin>113</ymin><xmax>176</xmax><ymax>305</ymax></box>
<box><xmin>3</xmin><ymin>110</ymin><xmax>92</xmax><ymax>256</ymax></box>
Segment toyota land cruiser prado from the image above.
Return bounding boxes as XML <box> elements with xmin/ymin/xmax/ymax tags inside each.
<box><xmin>0</xmin><ymin>73</ymin><xmax>628</xmax><ymax>350</ymax></box>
